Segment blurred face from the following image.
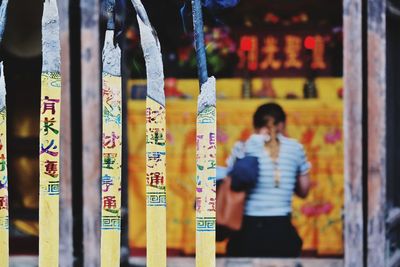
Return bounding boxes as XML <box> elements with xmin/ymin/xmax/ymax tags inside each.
<box><xmin>255</xmin><ymin>116</ymin><xmax>285</xmax><ymax>140</ymax></box>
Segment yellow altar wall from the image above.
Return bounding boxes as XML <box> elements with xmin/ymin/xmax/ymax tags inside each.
<box><xmin>128</xmin><ymin>77</ymin><xmax>343</xmax><ymax>100</ymax></box>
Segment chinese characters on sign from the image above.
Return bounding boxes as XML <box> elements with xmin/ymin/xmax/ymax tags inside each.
<box><xmin>146</xmin><ymin>97</ymin><xmax>167</xmax><ymax>267</ymax></box>
<box><xmin>238</xmin><ymin>34</ymin><xmax>330</xmax><ymax>76</ymax></box>
<box><xmin>103</xmin><ymin>196</ymin><xmax>117</xmax><ymax>210</ymax></box>
<box><xmin>39</xmin><ymin>74</ymin><xmax>61</xmax><ymax>197</ymax></box>
<box><xmin>100</xmin><ymin>75</ymin><xmax>123</xmax><ymax>267</ymax></box>
<box><xmin>196</xmin><ymin>104</ymin><xmax>217</xmax><ymax>267</ymax></box>
<box><xmin>146</xmin><ymin>99</ymin><xmax>167</xmax><ymax>207</ymax></box>
<box><xmin>196</xmin><ymin>107</ymin><xmax>217</xmax><ymax>232</ymax></box>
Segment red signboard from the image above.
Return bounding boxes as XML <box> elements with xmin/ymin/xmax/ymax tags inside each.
<box><xmin>236</xmin><ymin>32</ymin><xmax>333</xmax><ymax>77</ymax></box>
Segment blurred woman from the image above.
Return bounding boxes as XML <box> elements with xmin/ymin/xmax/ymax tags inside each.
<box><xmin>226</xmin><ymin>103</ymin><xmax>311</xmax><ymax>257</ymax></box>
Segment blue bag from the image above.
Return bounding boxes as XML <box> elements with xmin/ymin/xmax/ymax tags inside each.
<box><xmin>228</xmin><ymin>156</ymin><xmax>259</xmax><ymax>191</ymax></box>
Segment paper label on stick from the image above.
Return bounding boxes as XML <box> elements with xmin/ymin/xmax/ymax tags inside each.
<box><xmin>146</xmin><ymin>97</ymin><xmax>167</xmax><ymax>267</ymax></box>
<box><xmin>39</xmin><ymin>73</ymin><xmax>61</xmax><ymax>267</ymax></box>
<box><xmin>0</xmin><ymin>93</ymin><xmax>8</xmax><ymax>266</ymax></box>
<box><xmin>196</xmin><ymin>105</ymin><xmax>217</xmax><ymax>267</ymax></box>
<box><xmin>101</xmin><ymin>73</ymin><xmax>122</xmax><ymax>267</ymax></box>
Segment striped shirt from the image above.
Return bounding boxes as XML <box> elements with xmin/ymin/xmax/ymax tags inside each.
<box><xmin>227</xmin><ymin>134</ymin><xmax>311</xmax><ymax>216</ymax></box>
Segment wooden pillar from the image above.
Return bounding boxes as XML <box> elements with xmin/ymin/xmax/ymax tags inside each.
<box><xmin>343</xmin><ymin>0</ymin><xmax>364</xmax><ymax>266</ymax></box>
<box><xmin>81</xmin><ymin>0</ymin><xmax>101</xmax><ymax>266</ymax></box>
<box><xmin>59</xmin><ymin>0</ymin><xmax>74</xmax><ymax>266</ymax></box>
<box><xmin>367</xmin><ymin>0</ymin><xmax>387</xmax><ymax>266</ymax></box>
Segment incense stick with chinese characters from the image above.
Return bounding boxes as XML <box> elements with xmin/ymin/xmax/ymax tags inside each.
<box><xmin>191</xmin><ymin>0</ymin><xmax>217</xmax><ymax>266</ymax></box>
<box><xmin>131</xmin><ymin>1</ymin><xmax>167</xmax><ymax>266</ymax></box>
<box><xmin>0</xmin><ymin>0</ymin><xmax>9</xmax><ymax>265</ymax></box>
<box><xmin>39</xmin><ymin>1</ymin><xmax>62</xmax><ymax>265</ymax></box>
<box><xmin>100</xmin><ymin>27</ymin><xmax>123</xmax><ymax>266</ymax></box>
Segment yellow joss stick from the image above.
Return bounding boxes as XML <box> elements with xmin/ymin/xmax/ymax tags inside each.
<box><xmin>146</xmin><ymin>98</ymin><xmax>167</xmax><ymax>267</ymax></box>
<box><xmin>0</xmin><ymin>2</ymin><xmax>8</xmax><ymax>263</ymax></box>
<box><xmin>131</xmin><ymin>0</ymin><xmax>167</xmax><ymax>265</ymax></box>
<box><xmin>39</xmin><ymin>1</ymin><xmax>61</xmax><ymax>265</ymax></box>
<box><xmin>0</xmin><ymin>63</ymin><xmax>9</xmax><ymax>267</ymax></box>
<box><xmin>100</xmin><ymin>30</ymin><xmax>122</xmax><ymax>267</ymax></box>
<box><xmin>39</xmin><ymin>73</ymin><xmax>61</xmax><ymax>266</ymax></box>
<box><xmin>196</xmin><ymin>77</ymin><xmax>217</xmax><ymax>267</ymax></box>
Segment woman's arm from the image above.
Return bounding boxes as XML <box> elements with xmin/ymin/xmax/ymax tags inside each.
<box><xmin>295</xmin><ymin>173</ymin><xmax>310</xmax><ymax>198</ymax></box>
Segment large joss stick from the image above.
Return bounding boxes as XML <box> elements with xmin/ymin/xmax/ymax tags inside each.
<box><xmin>195</xmin><ymin>82</ymin><xmax>217</xmax><ymax>267</ymax></box>
<box><xmin>191</xmin><ymin>1</ymin><xmax>217</xmax><ymax>266</ymax></box>
<box><xmin>0</xmin><ymin>64</ymin><xmax>8</xmax><ymax>267</ymax></box>
<box><xmin>131</xmin><ymin>1</ymin><xmax>167</xmax><ymax>266</ymax></box>
<box><xmin>0</xmin><ymin>1</ymin><xmax>9</xmax><ymax>265</ymax></box>
<box><xmin>100</xmin><ymin>28</ymin><xmax>123</xmax><ymax>267</ymax></box>
<box><xmin>39</xmin><ymin>0</ymin><xmax>62</xmax><ymax>266</ymax></box>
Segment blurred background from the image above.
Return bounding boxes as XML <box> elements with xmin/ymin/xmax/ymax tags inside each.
<box><xmin>127</xmin><ymin>0</ymin><xmax>344</xmax><ymax>258</ymax></box>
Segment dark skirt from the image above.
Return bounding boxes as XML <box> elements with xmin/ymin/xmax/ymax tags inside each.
<box><xmin>226</xmin><ymin>215</ymin><xmax>303</xmax><ymax>258</ymax></box>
